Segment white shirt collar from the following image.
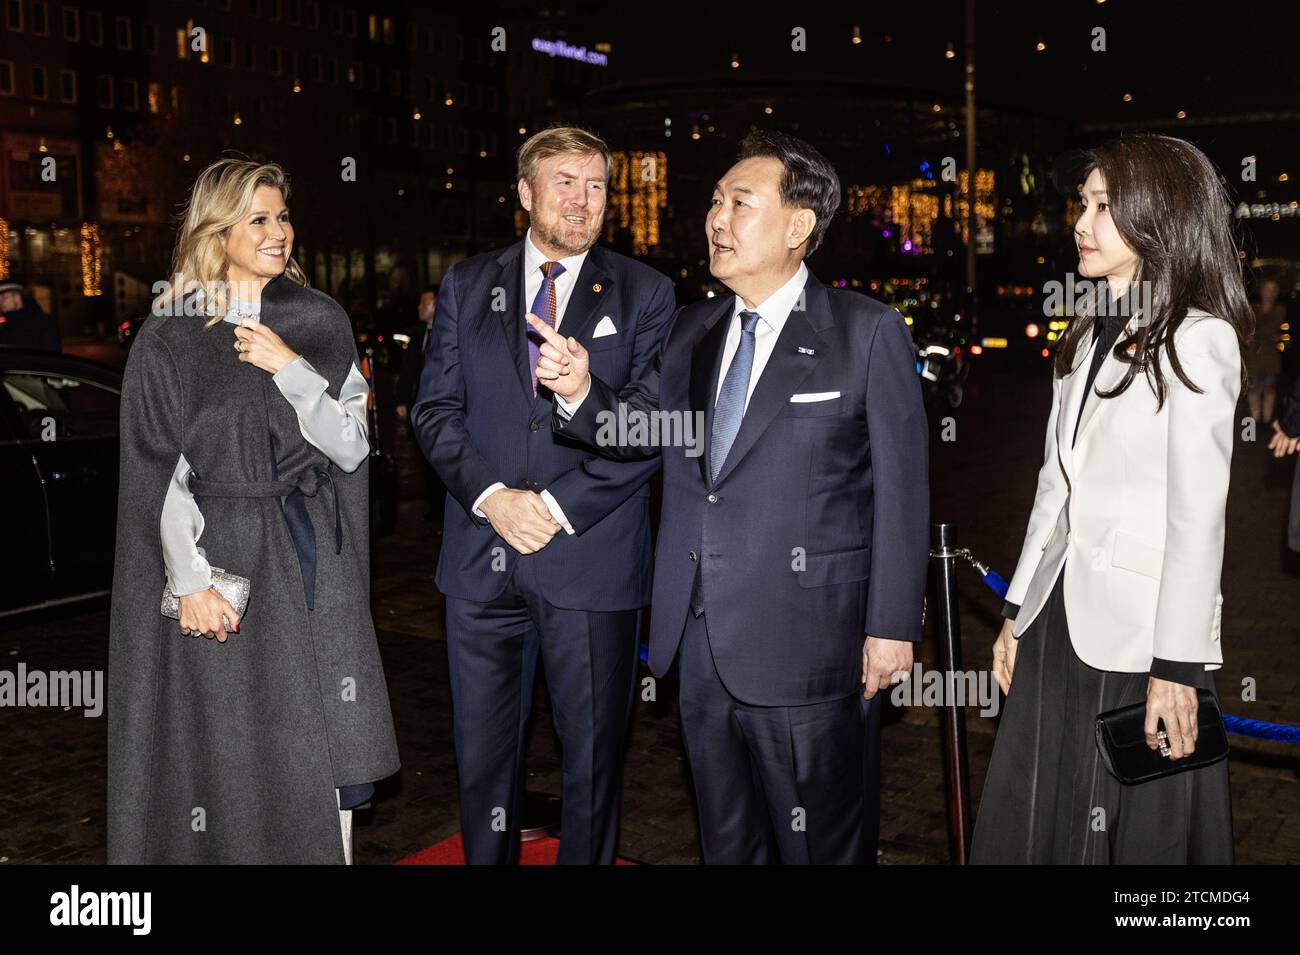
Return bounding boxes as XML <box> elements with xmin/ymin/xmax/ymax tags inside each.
<box><xmin>524</xmin><ymin>228</ymin><xmax>589</xmax><ymax>282</ymax></box>
<box><xmin>731</xmin><ymin>261</ymin><xmax>809</xmax><ymax>331</ymax></box>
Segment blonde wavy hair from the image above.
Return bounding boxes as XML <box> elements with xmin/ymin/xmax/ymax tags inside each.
<box><xmin>154</xmin><ymin>158</ymin><xmax>308</xmax><ymax>328</ymax></box>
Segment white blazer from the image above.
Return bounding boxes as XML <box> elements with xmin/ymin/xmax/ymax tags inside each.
<box><xmin>1005</xmin><ymin>308</ymin><xmax>1241</xmax><ymax>673</ymax></box>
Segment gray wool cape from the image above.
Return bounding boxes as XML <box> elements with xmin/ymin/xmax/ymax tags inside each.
<box><xmin>107</xmin><ymin>274</ymin><xmax>400</xmax><ymax>864</ymax></box>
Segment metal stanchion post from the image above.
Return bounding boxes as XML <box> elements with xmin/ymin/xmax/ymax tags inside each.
<box><xmin>931</xmin><ymin>522</ymin><xmax>972</xmax><ymax>863</ymax></box>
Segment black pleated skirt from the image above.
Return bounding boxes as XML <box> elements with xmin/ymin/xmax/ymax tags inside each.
<box><xmin>970</xmin><ymin>562</ymin><xmax>1235</xmax><ymax>864</ymax></box>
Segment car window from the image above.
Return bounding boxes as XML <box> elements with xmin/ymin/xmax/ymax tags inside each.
<box><xmin>2</xmin><ymin>372</ymin><xmax>121</xmax><ymax>440</ymax></box>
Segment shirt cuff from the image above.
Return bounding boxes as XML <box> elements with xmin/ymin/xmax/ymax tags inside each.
<box><xmin>272</xmin><ymin>355</ymin><xmax>371</xmax><ymax>472</ymax></box>
<box><xmin>1149</xmin><ymin>657</ymin><xmax>1203</xmax><ymax>687</ymax></box>
<box><xmin>472</xmin><ymin>482</ymin><xmax>506</xmax><ymax>519</ymax></box>
<box><xmin>160</xmin><ymin>454</ymin><xmax>214</xmax><ymax>597</ymax></box>
<box><xmin>1001</xmin><ymin>599</ymin><xmax>1021</xmax><ymax>620</ymax></box>
<box><xmin>554</xmin><ymin>377</ymin><xmax>592</xmax><ymax>419</ymax></box>
<box><xmin>539</xmin><ymin>489</ymin><xmax>575</xmax><ymax>535</ymax></box>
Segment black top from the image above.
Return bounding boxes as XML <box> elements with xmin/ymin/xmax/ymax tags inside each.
<box><xmin>1002</xmin><ymin>309</ymin><xmax>1203</xmax><ymax>686</ymax></box>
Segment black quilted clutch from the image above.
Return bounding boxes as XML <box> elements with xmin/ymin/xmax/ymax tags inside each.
<box><xmin>1094</xmin><ymin>689</ymin><xmax>1229</xmax><ymax>784</ymax></box>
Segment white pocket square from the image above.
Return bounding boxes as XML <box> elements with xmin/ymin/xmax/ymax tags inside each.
<box><xmin>789</xmin><ymin>391</ymin><xmax>840</xmax><ymax>403</ymax></box>
<box><xmin>593</xmin><ymin>316</ymin><xmax>618</xmax><ymax>338</ymax></box>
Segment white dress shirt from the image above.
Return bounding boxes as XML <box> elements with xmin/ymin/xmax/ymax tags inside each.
<box><xmin>471</xmin><ymin>229</ymin><xmax>591</xmax><ymax>534</ymax></box>
<box><xmin>557</xmin><ymin>261</ymin><xmax>810</xmax><ymax>419</ymax></box>
<box><xmin>714</xmin><ymin>261</ymin><xmax>808</xmax><ymax>412</ymax></box>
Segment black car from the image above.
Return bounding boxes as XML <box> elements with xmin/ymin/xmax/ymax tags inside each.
<box><xmin>0</xmin><ymin>349</ymin><xmax>121</xmax><ymax>615</ymax></box>
<box><xmin>0</xmin><ymin>348</ymin><xmax>398</xmax><ymax>618</ymax></box>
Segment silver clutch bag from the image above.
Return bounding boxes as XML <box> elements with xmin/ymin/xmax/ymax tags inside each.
<box><xmin>160</xmin><ymin>566</ymin><xmax>251</xmax><ymax>626</ymax></box>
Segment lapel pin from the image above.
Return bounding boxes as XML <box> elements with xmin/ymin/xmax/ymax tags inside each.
<box><xmin>797</xmin><ymin>346</ymin><xmax>816</xmax><ymax>356</ymax></box>
<box><xmin>592</xmin><ymin>283</ymin><xmax>602</xmax><ymax>293</ymax></box>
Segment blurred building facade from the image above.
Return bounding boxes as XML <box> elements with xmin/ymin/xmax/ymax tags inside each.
<box><xmin>0</xmin><ymin>0</ymin><xmax>611</xmax><ymax>338</ymax></box>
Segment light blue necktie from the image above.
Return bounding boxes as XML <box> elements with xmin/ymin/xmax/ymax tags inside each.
<box><xmin>709</xmin><ymin>309</ymin><xmax>761</xmax><ymax>483</ymax></box>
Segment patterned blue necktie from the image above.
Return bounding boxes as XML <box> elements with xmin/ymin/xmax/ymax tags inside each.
<box><xmin>527</xmin><ymin>260</ymin><xmax>566</xmax><ymax>395</ymax></box>
<box><xmin>709</xmin><ymin>309</ymin><xmax>761</xmax><ymax>483</ymax></box>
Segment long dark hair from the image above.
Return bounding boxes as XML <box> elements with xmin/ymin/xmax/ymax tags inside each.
<box><xmin>1052</xmin><ymin>134</ymin><xmax>1253</xmax><ymax>410</ymax></box>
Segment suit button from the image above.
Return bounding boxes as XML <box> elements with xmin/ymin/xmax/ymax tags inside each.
<box><xmin>707</xmin><ymin>493</ymin><xmax>717</xmax><ymax>504</ymax></box>
<box><xmin>688</xmin><ymin>550</ymin><xmax>697</xmax><ymax>561</ymax></box>
<box><xmin>529</xmin><ymin>422</ymin><xmax>540</xmax><ymax>432</ymax></box>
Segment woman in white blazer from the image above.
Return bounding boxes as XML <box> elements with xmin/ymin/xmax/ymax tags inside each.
<box><xmin>971</xmin><ymin>134</ymin><xmax>1252</xmax><ymax>864</ymax></box>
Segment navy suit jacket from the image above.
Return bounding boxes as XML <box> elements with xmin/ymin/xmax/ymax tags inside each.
<box><xmin>411</xmin><ymin>240</ymin><xmax>675</xmax><ymax>610</ymax></box>
<box><xmin>555</xmin><ymin>271</ymin><xmax>930</xmax><ymax>705</ymax></box>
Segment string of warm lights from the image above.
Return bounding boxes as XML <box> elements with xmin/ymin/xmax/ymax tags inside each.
<box><xmin>849</xmin><ymin>172</ymin><xmax>995</xmax><ymax>254</ymax></box>
<box><xmin>608</xmin><ymin>150</ymin><xmax>668</xmax><ymax>256</ymax></box>
<box><xmin>80</xmin><ymin>223</ymin><xmax>103</xmax><ymax>296</ymax></box>
<box><xmin>0</xmin><ymin>217</ymin><xmax>9</xmax><ymax>280</ymax></box>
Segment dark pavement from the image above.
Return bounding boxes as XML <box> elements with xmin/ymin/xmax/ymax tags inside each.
<box><xmin>2</xmin><ymin>353</ymin><xmax>1298</xmax><ymax>864</ymax></box>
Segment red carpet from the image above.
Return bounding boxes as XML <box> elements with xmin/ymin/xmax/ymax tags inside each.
<box><xmin>397</xmin><ymin>834</ymin><xmax>635</xmax><ymax>865</ymax></box>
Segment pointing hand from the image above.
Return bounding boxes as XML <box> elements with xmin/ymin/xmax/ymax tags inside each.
<box><xmin>526</xmin><ymin>313</ymin><xmax>590</xmax><ymax>401</ymax></box>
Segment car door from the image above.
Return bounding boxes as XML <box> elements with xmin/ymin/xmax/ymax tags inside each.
<box><xmin>0</xmin><ymin>392</ymin><xmax>52</xmax><ymax>612</ymax></box>
<box><xmin>1</xmin><ymin>368</ymin><xmax>121</xmax><ymax>600</ymax></box>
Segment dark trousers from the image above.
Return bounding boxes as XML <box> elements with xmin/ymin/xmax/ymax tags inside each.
<box><xmin>970</xmin><ymin>564</ymin><xmax>1234</xmax><ymax>864</ymax></box>
<box><xmin>444</xmin><ymin>555</ymin><xmax>640</xmax><ymax>864</ymax></box>
<box><xmin>677</xmin><ymin>610</ymin><xmax>881</xmax><ymax>864</ymax></box>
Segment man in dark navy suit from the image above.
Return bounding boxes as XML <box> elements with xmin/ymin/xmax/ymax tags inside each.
<box><xmin>530</xmin><ymin>130</ymin><xmax>929</xmax><ymax>863</ymax></box>
<box><xmin>411</xmin><ymin>126</ymin><xmax>675</xmax><ymax>864</ymax></box>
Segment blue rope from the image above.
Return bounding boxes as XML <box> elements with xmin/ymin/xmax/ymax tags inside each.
<box><xmin>982</xmin><ymin>569</ymin><xmax>1008</xmax><ymax>598</ymax></box>
<box><xmin>1223</xmin><ymin>715</ymin><xmax>1300</xmax><ymax>743</ymax></box>
<box><xmin>971</xmin><ymin>559</ymin><xmax>1300</xmax><ymax>743</ymax></box>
